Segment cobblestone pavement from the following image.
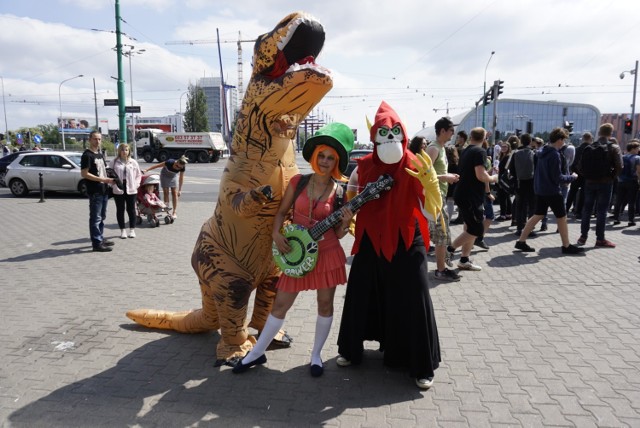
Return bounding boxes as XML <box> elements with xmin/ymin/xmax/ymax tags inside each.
<box><xmin>0</xmin><ymin>185</ymin><xmax>639</xmax><ymax>427</ymax></box>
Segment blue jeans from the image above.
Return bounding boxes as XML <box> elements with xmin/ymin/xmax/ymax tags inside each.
<box><xmin>89</xmin><ymin>193</ymin><xmax>109</xmax><ymax>248</ymax></box>
<box><xmin>580</xmin><ymin>182</ymin><xmax>612</xmax><ymax>241</ymax></box>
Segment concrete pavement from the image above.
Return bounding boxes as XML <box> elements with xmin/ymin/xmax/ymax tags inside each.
<box><xmin>1</xmin><ymin>182</ymin><xmax>639</xmax><ymax>427</ymax></box>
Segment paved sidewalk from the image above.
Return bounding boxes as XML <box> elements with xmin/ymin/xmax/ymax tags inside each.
<box><xmin>0</xmin><ymin>190</ymin><xmax>639</xmax><ymax>427</ymax></box>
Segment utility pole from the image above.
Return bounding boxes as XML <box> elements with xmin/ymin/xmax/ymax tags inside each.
<box><xmin>93</xmin><ymin>78</ymin><xmax>99</xmax><ymax>131</ymax></box>
<box><xmin>115</xmin><ymin>0</ymin><xmax>127</xmax><ymax>146</ymax></box>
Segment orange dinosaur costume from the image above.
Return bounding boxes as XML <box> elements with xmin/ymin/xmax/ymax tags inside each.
<box><xmin>127</xmin><ymin>12</ymin><xmax>333</xmax><ymax>365</ymax></box>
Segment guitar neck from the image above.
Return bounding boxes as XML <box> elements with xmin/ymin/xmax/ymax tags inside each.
<box><xmin>308</xmin><ymin>194</ymin><xmax>366</xmax><ymax>241</ymax></box>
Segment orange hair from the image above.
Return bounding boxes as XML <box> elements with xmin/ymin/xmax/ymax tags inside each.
<box><xmin>309</xmin><ymin>144</ymin><xmax>347</xmax><ymax>181</ymax></box>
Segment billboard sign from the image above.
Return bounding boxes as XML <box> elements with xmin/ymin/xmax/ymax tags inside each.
<box><xmin>58</xmin><ymin>117</ymin><xmax>109</xmax><ymax>134</ymax></box>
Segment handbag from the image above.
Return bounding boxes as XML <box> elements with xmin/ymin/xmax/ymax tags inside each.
<box><xmin>106</xmin><ymin>167</ymin><xmax>125</xmax><ymax>191</ymax></box>
<box><xmin>498</xmin><ymin>171</ymin><xmax>515</xmax><ymax>194</ymax></box>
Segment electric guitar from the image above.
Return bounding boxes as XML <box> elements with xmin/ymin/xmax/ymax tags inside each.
<box><xmin>273</xmin><ymin>174</ymin><xmax>394</xmax><ymax>278</ymax></box>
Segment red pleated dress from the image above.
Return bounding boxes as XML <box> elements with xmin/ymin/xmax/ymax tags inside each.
<box><xmin>276</xmin><ymin>175</ymin><xmax>348</xmax><ymax>292</ymax></box>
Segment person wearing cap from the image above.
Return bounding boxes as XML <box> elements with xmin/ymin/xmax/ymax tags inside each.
<box><xmin>144</xmin><ymin>155</ymin><xmax>187</xmax><ymax>219</ymax></box>
<box><xmin>233</xmin><ymin>123</ymin><xmax>354</xmax><ymax>378</ymax></box>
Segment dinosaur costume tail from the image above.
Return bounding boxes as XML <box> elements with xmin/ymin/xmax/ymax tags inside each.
<box><xmin>125</xmin><ymin>309</ymin><xmax>218</xmax><ymax>333</ymax></box>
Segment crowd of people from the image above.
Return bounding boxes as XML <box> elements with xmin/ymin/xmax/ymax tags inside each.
<box><xmin>418</xmin><ymin>120</ymin><xmax>639</xmax><ymax>283</ymax></box>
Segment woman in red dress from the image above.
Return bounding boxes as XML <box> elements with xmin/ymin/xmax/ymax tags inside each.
<box><xmin>233</xmin><ymin>123</ymin><xmax>354</xmax><ymax>377</ymax></box>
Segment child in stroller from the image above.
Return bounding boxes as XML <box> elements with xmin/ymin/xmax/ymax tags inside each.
<box><xmin>137</xmin><ymin>174</ymin><xmax>174</xmax><ymax>227</ymax></box>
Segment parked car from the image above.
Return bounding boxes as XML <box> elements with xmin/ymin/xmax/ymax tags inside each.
<box><xmin>0</xmin><ymin>151</ymin><xmax>35</xmax><ymax>187</ymax></box>
<box><xmin>5</xmin><ymin>151</ymin><xmax>88</xmax><ymax>197</ymax></box>
<box><xmin>344</xmin><ymin>149</ymin><xmax>373</xmax><ymax>177</ymax></box>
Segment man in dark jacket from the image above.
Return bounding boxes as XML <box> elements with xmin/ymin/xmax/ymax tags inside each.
<box><xmin>510</xmin><ymin>133</ymin><xmax>536</xmax><ymax>235</ymax></box>
<box><xmin>514</xmin><ymin>128</ymin><xmax>583</xmax><ymax>254</ymax></box>
<box><xmin>577</xmin><ymin>123</ymin><xmax>623</xmax><ymax>248</ymax></box>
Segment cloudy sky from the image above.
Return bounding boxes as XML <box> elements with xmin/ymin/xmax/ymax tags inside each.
<box><xmin>0</xmin><ymin>0</ymin><xmax>638</xmax><ymax>142</ymax></box>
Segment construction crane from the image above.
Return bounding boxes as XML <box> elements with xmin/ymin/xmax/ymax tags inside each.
<box><xmin>165</xmin><ymin>32</ymin><xmax>255</xmax><ymax>101</ymax></box>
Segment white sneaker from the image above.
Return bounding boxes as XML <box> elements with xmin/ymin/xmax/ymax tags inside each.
<box><xmin>128</xmin><ymin>229</ymin><xmax>136</xmax><ymax>238</ymax></box>
<box><xmin>120</xmin><ymin>229</ymin><xmax>127</xmax><ymax>239</ymax></box>
<box><xmin>415</xmin><ymin>377</ymin><xmax>434</xmax><ymax>390</ymax></box>
<box><xmin>457</xmin><ymin>260</ymin><xmax>482</xmax><ymax>271</ymax></box>
<box><xmin>336</xmin><ymin>356</ymin><xmax>352</xmax><ymax>367</ymax></box>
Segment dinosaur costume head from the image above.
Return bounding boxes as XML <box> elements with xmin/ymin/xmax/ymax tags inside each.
<box><xmin>233</xmin><ymin>12</ymin><xmax>333</xmax><ymax>162</ymax></box>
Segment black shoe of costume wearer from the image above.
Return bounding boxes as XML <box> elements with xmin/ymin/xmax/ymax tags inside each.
<box><xmin>93</xmin><ymin>244</ymin><xmax>113</xmax><ymax>252</ymax></box>
<box><xmin>232</xmin><ymin>354</ymin><xmax>267</xmax><ymax>374</ymax></box>
<box><xmin>310</xmin><ymin>363</ymin><xmax>324</xmax><ymax>377</ymax></box>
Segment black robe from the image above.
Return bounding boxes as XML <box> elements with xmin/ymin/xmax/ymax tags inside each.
<box><xmin>337</xmin><ymin>228</ymin><xmax>440</xmax><ymax>379</ymax></box>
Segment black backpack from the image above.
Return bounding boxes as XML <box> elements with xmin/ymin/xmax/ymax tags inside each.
<box><xmin>572</xmin><ymin>142</ymin><xmax>588</xmax><ymax>174</ymax></box>
<box><xmin>579</xmin><ymin>141</ymin><xmax>613</xmax><ymax>180</ymax></box>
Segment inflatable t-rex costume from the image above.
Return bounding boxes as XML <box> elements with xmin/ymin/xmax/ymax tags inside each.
<box><xmin>127</xmin><ymin>12</ymin><xmax>333</xmax><ymax>365</ymax></box>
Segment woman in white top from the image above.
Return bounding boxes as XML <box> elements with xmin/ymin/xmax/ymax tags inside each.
<box><xmin>110</xmin><ymin>144</ymin><xmax>142</xmax><ymax>238</ymax></box>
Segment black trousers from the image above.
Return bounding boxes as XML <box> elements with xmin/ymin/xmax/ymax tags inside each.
<box><xmin>113</xmin><ymin>193</ymin><xmax>137</xmax><ymax>229</ymax></box>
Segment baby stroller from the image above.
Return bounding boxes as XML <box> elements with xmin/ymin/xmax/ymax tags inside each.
<box><xmin>136</xmin><ymin>174</ymin><xmax>174</xmax><ymax>227</ymax></box>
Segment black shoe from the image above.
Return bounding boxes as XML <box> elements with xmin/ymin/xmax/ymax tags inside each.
<box><xmin>310</xmin><ymin>363</ymin><xmax>324</xmax><ymax>377</ymax></box>
<box><xmin>514</xmin><ymin>230</ymin><xmax>522</xmax><ymax>236</ymax></box>
<box><xmin>474</xmin><ymin>238</ymin><xmax>490</xmax><ymax>250</ymax></box>
<box><xmin>102</xmin><ymin>239</ymin><xmax>115</xmax><ymax>246</ymax></box>
<box><xmin>540</xmin><ymin>224</ymin><xmax>548</xmax><ymax>232</ymax></box>
<box><xmin>232</xmin><ymin>354</ymin><xmax>267</xmax><ymax>374</ymax></box>
<box><xmin>515</xmin><ymin>241</ymin><xmax>535</xmax><ymax>252</ymax></box>
<box><xmin>562</xmin><ymin>244</ymin><xmax>585</xmax><ymax>255</ymax></box>
<box><xmin>528</xmin><ymin>230</ymin><xmax>538</xmax><ymax>237</ymax></box>
<box><xmin>93</xmin><ymin>244</ymin><xmax>113</xmax><ymax>252</ymax></box>
<box><xmin>628</xmin><ymin>222</ymin><xmax>636</xmax><ymax>227</ymax></box>
<box><xmin>613</xmin><ymin>220</ymin><xmax>620</xmax><ymax>225</ymax></box>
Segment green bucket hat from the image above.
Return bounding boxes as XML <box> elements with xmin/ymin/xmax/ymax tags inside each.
<box><xmin>302</xmin><ymin>122</ymin><xmax>354</xmax><ymax>173</ymax></box>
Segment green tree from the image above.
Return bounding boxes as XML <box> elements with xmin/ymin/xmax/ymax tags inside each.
<box><xmin>183</xmin><ymin>84</ymin><xmax>209</xmax><ymax>132</ymax></box>
<box><xmin>37</xmin><ymin>123</ymin><xmax>61</xmax><ymax>145</ymax></box>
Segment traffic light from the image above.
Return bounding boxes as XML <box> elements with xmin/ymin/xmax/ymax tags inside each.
<box><xmin>483</xmin><ymin>89</ymin><xmax>493</xmax><ymax>106</ymax></box>
<box><xmin>624</xmin><ymin>119</ymin><xmax>632</xmax><ymax>134</ymax></box>
<box><xmin>493</xmin><ymin>80</ymin><xmax>504</xmax><ymax>99</ymax></box>
<box><xmin>563</xmin><ymin>120</ymin><xmax>574</xmax><ymax>134</ymax></box>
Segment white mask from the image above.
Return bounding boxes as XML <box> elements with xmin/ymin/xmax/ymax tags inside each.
<box><xmin>375</xmin><ymin>125</ymin><xmax>404</xmax><ymax>164</ymax></box>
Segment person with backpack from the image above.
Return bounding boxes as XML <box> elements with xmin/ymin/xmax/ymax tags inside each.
<box><xmin>510</xmin><ymin>133</ymin><xmax>536</xmax><ymax>236</ymax></box>
<box><xmin>233</xmin><ymin>123</ymin><xmax>354</xmax><ymax>377</ymax></box>
<box><xmin>577</xmin><ymin>123</ymin><xmax>623</xmax><ymax>247</ymax></box>
<box><xmin>566</xmin><ymin>132</ymin><xmax>593</xmax><ymax>218</ymax></box>
<box><xmin>612</xmin><ymin>140</ymin><xmax>640</xmax><ymax>226</ymax></box>
<box><xmin>514</xmin><ymin>127</ymin><xmax>582</xmax><ymax>254</ymax></box>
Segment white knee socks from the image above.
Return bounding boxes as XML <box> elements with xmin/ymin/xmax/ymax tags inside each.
<box><xmin>242</xmin><ymin>314</ymin><xmax>284</xmax><ymax>365</ymax></box>
<box><xmin>311</xmin><ymin>315</ymin><xmax>333</xmax><ymax>367</ymax></box>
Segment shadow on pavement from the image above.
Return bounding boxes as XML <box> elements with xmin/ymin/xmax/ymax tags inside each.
<box><xmin>8</xmin><ymin>333</ymin><xmax>422</xmax><ymax>427</ymax></box>
<box><xmin>0</xmin><ymin>246</ymin><xmax>91</xmax><ymax>263</ymax></box>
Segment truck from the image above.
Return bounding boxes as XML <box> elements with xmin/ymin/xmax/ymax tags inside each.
<box><xmin>135</xmin><ymin>129</ymin><xmax>227</xmax><ymax>163</ymax></box>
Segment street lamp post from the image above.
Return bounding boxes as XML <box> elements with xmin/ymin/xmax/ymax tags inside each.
<box><xmin>482</xmin><ymin>51</ymin><xmax>495</xmax><ymax>129</ymax></box>
<box><xmin>59</xmin><ymin>74</ymin><xmax>83</xmax><ymax>151</ymax></box>
<box><xmin>620</xmin><ymin>60</ymin><xmax>638</xmax><ymax>141</ymax></box>
<box><xmin>0</xmin><ymin>76</ymin><xmax>8</xmax><ymax>145</ymax></box>
<box><xmin>123</xmin><ymin>45</ymin><xmax>145</xmax><ymax>158</ymax></box>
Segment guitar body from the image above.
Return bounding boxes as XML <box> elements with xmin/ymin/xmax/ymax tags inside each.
<box><xmin>272</xmin><ymin>224</ymin><xmax>319</xmax><ymax>278</ymax></box>
<box><xmin>273</xmin><ymin>174</ymin><xmax>395</xmax><ymax>278</ymax></box>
